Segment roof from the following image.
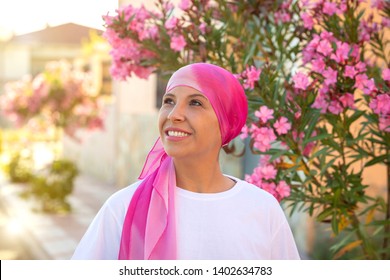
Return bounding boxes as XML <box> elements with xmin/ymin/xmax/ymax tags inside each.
<box><xmin>9</xmin><ymin>23</ymin><xmax>103</xmax><ymax>45</ymax></box>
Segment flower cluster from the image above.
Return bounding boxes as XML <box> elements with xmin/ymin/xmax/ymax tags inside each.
<box><xmin>296</xmin><ymin>0</ymin><xmax>390</xmax><ymax>131</ymax></box>
<box><xmin>237</xmin><ymin>66</ymin><xmax>262</xmax><ymax>90</ymax></box>
<box><xmin>102</xmin><ymin>5</ymin><xmax>159</xmax><ymax>80</ymax></box>
<box><xmin>0</xmin><ymin>61</ymin><xmax>105</xmax><ymax>139</ymax></box>
<box><xmin>102</xmin><ymin>0</ymin><xmax>390</xmax><ymax>259</ymax></box>
<box><xmin>240</xmin><ymin>103</ymin><xmax>293</xmax><ymax>201</ymax></box>
<box><xmin>295</xmin><ymin>32</ymin><xmax>364</xmax><ymax>115</ymax></box>
<box><xmin>103</xmin><ymin>0</ymin><xmax>220</xmax><ymax>80</ymax></box>
<box><xmin>368</xmin><ymin>69</ymin><xmax>390</xmax><ymax>132</ymax></box>
<box><xmin>370</xmin><ymin>92</ymin><xmax>390</xmax><ymax>132</ymax></box>
<box><xmin>245</xmin><ymin>155</ymin><xmax>291</xmax><ymax>202</ymax></box>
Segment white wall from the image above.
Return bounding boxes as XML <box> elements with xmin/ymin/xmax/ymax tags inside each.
<box><xmin>3</xmin><ymin>45</ymin><xmax>30</xmax><ymax>79</ymax></box>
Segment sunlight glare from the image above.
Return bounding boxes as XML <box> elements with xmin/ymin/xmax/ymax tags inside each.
<box><xmin>0</xmin><ymin>0</ymin><xmax>118</xmax><ymax>36</ymax></box>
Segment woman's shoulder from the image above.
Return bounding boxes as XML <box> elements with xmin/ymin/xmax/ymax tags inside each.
<box><xmin>229</xmin><ymin>175</ymin><xmax>281</xmax><ymax>206</ymax></box>
<box><xmin>103</xmin><ymin>180</ymin><xmax>143</xmax><ymax>209</ymax></box>
<box><xmin>231</xmin><ymin>176</ymin><xmax>290</xmax><ymax>223</ymax></box>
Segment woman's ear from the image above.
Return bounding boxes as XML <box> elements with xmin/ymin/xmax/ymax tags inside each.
<box><xmin>222</xmin><ymin>141</ymin><xmax>245</xmax><ymax>157</ymax></box>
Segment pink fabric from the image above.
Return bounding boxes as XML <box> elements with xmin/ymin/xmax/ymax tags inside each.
<box><xmin>118</xmin><ymin>63</ymin><xmax>248</xmax><ymax>259</ymax></box>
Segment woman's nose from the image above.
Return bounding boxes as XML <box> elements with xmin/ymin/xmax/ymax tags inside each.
<box><xmin>167</xmin><ymin>104</ymin><xmax>185</xmax><ymax>122</ymax></box>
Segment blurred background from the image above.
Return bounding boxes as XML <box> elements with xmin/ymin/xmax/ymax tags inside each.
<box><xmin>0</xmin><ymin>0</ymin><xmax>387</xmax><ymax>260</ymax></box>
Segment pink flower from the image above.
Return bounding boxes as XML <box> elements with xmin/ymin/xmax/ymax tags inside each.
<box><xmin>252</xmin><ymin>126</ymin><xmax>277</xmax><ymax>152</ymax></box>
<box><xmin>323</xmin><ymin>2</ymin><xmax>338</xmax><ymax>16</ymax></box>
<box><xmin>355</xmin><ymin>62</ymin><xmax>367</xmax><ymax>73</ymax></box>
<box><xmin>303</xmin><ymin>141</ymin><xmax>316</xmax><ymax>157</ymax></box>
<box><xmin>133</xmin><ymin>66</ymin><xmax>156</xmax><ymax>79</ymax></box>
<box><xmin>339</xmin><ymin>93</ymin><xmax>355</xmax><ymax>109</ymax></box>
<box><xmin>179</xmin><ymin>0</ymin><xmax>191</xmax><ymax>10</ymax></box>
<box><xmin>382</xmin><ymin>18</ymin><xmax>390</xmax><ymax>28</ymax></box>
<box><xmin>301</xmin><ymin>12</ymin><xmax>314</xmax><ymax>30</ymax></box>
<box><xmin>354</xmin><ymin>74</ymin><xmax>368</xmax><ymax>90</ymax></box>
<box><xmin>240</xmin><ymin>125</ymin><xmax>249</xmax><ymax>139</ymax></box>
<box><xmin>331</xmin><ymin>41</ymin><xmax>350</xmax><ymax>63</ymax></box>
<box><xmin>276</xmin><ymin>181</ymin><xmax>291</xmax><ymax>201</ymax></box>
<box><xmin>319</xmin><ymin>84</ymin><xmax>330</xmax><ymax>95</ymax></box>
<box><xmin>328</xmin><ymin>100</ymin><xmax>343</xmax><ymax>114</ymax></box>
<box><xmin>199</xmin><ymin>22</ymin><xmax>207</xmax><ymax>34</ymax></box>
<box><xmin>243</xmin><ymin>66</ymin><xmax>262</xmax><ymax>90</ymax></box>
<box><xmin>311</xmin><ymin>58</ymin><xmax>326</xmax><ymax>73</ymax></box>
<box><xmin>303</xmin><ymin>48</ymin><xmax>315</xmax><ymax>64</ymax></box>
<box><xmin>163</xmin><ymin>1</ymin><xmax>174</xmax><ymax>11</ymax></box>
<box><xmin>258</xmin><ymin>164</ymin><xmax>277</xmax><ymax>180</ymax></box>
<box><xmin>359</xmin><ymin>20</ymin><xmax>372</xmax><ymax>42</ymax></box>
<box><xmin>382</xmin><ymin>68</ymin><xmax>390</xmax><ymax>81</ymax></box>
<box><xmin>292</xmin><ymin>72</ymin><xmax>310</xmax><ymax>90</ymax></box>
<box><xmin>312</xmin><ymin>93</ymin><xmax>329</xmax><ymax>113</ymax></box>
<box><xmin>371</xmin><ymin>0</ymin><xmax>385</xmax><ymax>9</ymax></box>
<box><xmin>260</xmin><ymin>182</ymin><xmax>277</xmax><ymax>197</ymax></box>
<box><xmin>323</xmin><ymin>67</ymin><xmax>338</xmax><ymax>86</ymax></box>
<box><xmin>317</xmin><ymin>40</ymin><xmax>333</xmax><ymax>56</ymax></box>
<box><xmin>165</xmin><ymin>17</ymin><xmax>179</xmax><ymax>29</ymax></box>
<box><xmin>350</xmin><ymin>44</ymin><xmax>360</xmax><ymax>58</ymax></box>
<box><xmin>259</xmin><ymin>155</ymin><xmax>272</xmax><ymax>166</ymax></box>
<box><xmin>344</xmin><ymin>65</ymin><xmax>357</xmax><ymax>79</ymax></box>
<box><xmin>379</xmin><ymin>117</ymin><xmax>390</xmax><ymax>132</ymax></box>
<box><xmin>255</xmin><ymin>105</ymin><xmax>274</xmax><ymax>123</ymax></box>
<box><xmin>370</xmin><ymin>94</ymin><xmax>390</xmax><ymax>115</ymax></box>
<box><xmin>274</xmin><ymin>11</ymin><xmax>291</xmax><ymax>24</ymax></box>
<box><xmin>339</xmin><ymin>2</ymin><xmax>347</xmax><ymax>13</ymax></box>
<box><xmin>320</xmin><ymin>31</ymin><xmax>335</xmax><ymax>42</ymax></box>
<box><xmin>274</xmin><ymin>117</ymin><xmax>291</xmax><ymax>135</ymax></box>
<box><xmin>170</xmin><ymin>35</ymin><xmax>186</xmax><ymax>51</ymax></box>
<box><xmin>363</xmin><ymin>78</ymin><xmax>377</xmax><ymax>95</ymax></box>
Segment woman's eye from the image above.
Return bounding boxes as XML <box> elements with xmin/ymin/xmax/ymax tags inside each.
<box><xmin>190</xmin><ymin>100</ymin><xmax>202</xmax><ymax>106</ymax></box>
<box><xmin>163</xmin><ymin>98</ymin><xmax>174</xmax><ymax>105</ymax></box>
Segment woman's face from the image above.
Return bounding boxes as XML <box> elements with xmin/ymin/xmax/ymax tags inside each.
<box><xmin>158</xmin><ymin>86</ymin><xmax>222</xmax><ymax>161</ymax></box>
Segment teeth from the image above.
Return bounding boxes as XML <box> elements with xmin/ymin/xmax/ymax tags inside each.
<box><xmin>167</xmin><ymin>131</ymin><xmax>189</xmax><ymax>137</ymax></box>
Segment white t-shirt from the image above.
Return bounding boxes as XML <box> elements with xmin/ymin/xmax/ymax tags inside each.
<box><xmin>71</xmin><ymin>177</ymin><xmax>300</xmax><ymax>260</ymax></box>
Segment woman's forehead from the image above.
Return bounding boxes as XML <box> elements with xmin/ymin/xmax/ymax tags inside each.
<box><xmin>170</xmin><ymin>88</ymin><xmax>210</xmax><ymax>101</ymax></box>
<box><xmin>165</xmin><ymin>85</ymin><xmax>205</xmax><ymax>96</ymax></box>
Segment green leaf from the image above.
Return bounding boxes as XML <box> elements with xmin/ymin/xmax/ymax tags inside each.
<box><xmin>346</xmin><ymin>110</ymin><xmax>366</xmax><ymax>127</ymax></box>
<box><xmin>365</xmin><ymin>155</ymin><xmax>388</xmax><ymax>167</ymax></box>
<box><xmin>319</xmin><ymin>157</ymin><xmax>337</xmax><ymax>177</ymax></box>
<box><xmin>302</xmin><ymin>133</ymin><xmax>333</xmax><ymax>146</ymax></box>
<box><xmin>309</xmin><ymin>146</ymin><xmax>330</xmax><ymax>161</ymax></box>
<box><xmin>243</xmin><ymin>34</ymin><xmax>259</xmax><ymax>65</ymax></box>
<box><xmin>331</xmin><ymin>213</ymin><xmax>340</xmax><ymax>235</ymax></box>
<box><xmin>317</xmin><ymin>207</ymin><xmax>334</xmax><ymax>222</ymax></box>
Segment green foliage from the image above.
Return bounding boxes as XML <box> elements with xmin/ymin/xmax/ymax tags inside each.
<box><xmin>6</xmin><ymin>152</ymin><xmax>33</xmax><ymax>183</ymax></box>
<box><xmin>29</xmin><ymin>159</ymin><xmax>78</xmax><ymax>214</ymax></box>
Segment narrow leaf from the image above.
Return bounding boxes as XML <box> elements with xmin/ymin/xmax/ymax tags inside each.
<box><xmin>333</xmin><ymin>240</ymin><xmax>363</xmax><ymax>259</ymax></box>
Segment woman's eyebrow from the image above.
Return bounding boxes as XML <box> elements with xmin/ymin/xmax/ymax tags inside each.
<box><xmin>163</xmin><ymin>93</ymin><xmax>175</xmax><ymax>98</ymax></box>
<box><xmin>164</xmin><ymin>92</ymin><xmax>208</xmax><ymax>101</ymax></box>
<box><xmin>188</xmin><ymin>94</ymin><xmax>208</xmax><ymax>100</ymax></box>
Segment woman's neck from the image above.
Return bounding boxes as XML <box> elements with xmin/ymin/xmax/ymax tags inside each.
<box><xmin>173</xmin><ymin>158</ymin><xmax>235</xmax><ymax>193</ymax></box>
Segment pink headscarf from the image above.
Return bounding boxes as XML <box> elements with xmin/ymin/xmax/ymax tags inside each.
<box><xmin>118</xmin><ymin>63</ymin><xmax>248</xmax><ymax>259</ymax></box>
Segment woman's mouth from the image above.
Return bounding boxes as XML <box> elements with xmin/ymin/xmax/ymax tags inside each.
<box><xmin>167</xmin><ymin>130</ymin><xmax>190</xmax><ymax>137</ymax></box>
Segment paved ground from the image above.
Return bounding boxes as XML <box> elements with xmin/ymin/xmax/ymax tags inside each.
<box><xmin>0</xmin><ymin>174</ymin><xmax>117</xmax><ymax>260</ymax></box>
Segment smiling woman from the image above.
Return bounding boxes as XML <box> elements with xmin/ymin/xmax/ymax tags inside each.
<box><xmin>71</xmin><ymin>62</ymin><xmax>300</xmax><ymax>260</ymax></box>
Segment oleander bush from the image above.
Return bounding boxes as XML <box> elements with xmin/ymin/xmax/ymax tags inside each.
<box><xmin>103</xmin><ymin>0</ymin><xmax>390</xmax><ymax>259</ymax></box>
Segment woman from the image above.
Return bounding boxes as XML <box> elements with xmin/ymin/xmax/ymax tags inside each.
<box><xmin>72</xmin><ymin>63</ymin><xmax>300</xmax><ymax>260</ymax></box>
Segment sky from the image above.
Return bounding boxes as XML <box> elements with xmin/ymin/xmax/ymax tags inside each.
<box><xmin>0</xmin><ymin>0</ymin><xmax>118</xmax><ymax>39</ymax></box>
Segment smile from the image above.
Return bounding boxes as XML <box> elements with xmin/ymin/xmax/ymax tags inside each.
<box><xmin>167</xmin><ymin>130</ymin><xmax>190</xmax><ymax>137</ymax></box>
